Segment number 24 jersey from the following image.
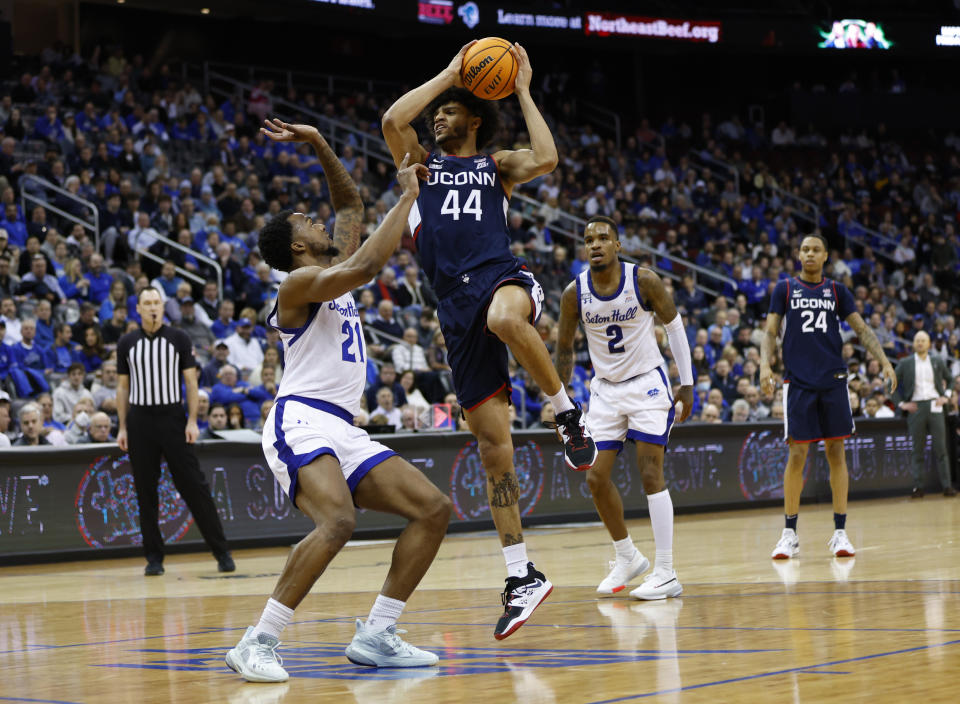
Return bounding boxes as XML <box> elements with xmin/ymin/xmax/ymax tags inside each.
<box><xmin>769</xmin><ymin>277</ymin><xmax>856</xmax><ymax>390</ymax></box>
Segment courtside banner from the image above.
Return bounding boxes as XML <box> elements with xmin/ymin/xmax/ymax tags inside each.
<box><xmin>584</xmin><ymin>12</ymin><xmax>722</xmax><ymax>44</ymax></box>
<box><xmin>0</xmin><ymin>420</ymin><xmax>934</xmax><ymax>561</ymax></box>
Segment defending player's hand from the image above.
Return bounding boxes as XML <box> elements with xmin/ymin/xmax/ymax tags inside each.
<box><xmin>510</xmin><ymin>42</ymin><xmax>532</xmax><ymax>95</ymax></box>
<box><xmin>675</xmin><ymin>385</ymin><xmax>694</xmax><ymax>423</ymax></box>
<box><xmin>445</xmin><ymin>40</ymin><xmax>478</xmax><ymax>87</ymax></box>
<box><xmin>396</xmin><ymin>152</ymin><xmax>430</xmax><ymax>198</ymax></box>
<box><xmin>260</xmin><ymin>118</ymin><xmax>321</xmax><ymax>144</ymax></box>
<box><xmin>881</xmin><ymin>363</ymin><xmax>897</xmax><ymax>395</ymax></box>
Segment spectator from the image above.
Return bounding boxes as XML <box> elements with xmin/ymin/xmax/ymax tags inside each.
<box><xmin>10</xmin><ymin>318</ymin><xmax>50</xmax><ymax>397</ymax></box>
<box><xmin>175</xmin><ymin>296</ymin><xmax>215</xmax><ymax>351</ymax></box>
<box><xmin>371</xmin><ymin>386</ymin><xmax>402</xmax><ymax>428</ymax></box>
<box><xmin>33</xmin><ymin>299</ymin><xmax>55</xmax><ymax>348</ymax></box>
<box><xmin>78</xmin><ymin>326</ymin><xmax>105</xmax><ymax>372</ymax></box>
<box><xmin>101</xmin><ymin>303</ymin><xmax>128</xmax><ymax>346</ymax></box>
<box><xmin>211</xmin><ymin>298</ymin><xmax>236</xmax><ymax>339</ymax></box>
<box><xmin>209</xmin><ymin>363</ymin><xmax>260</xmax><ymax>423</ymax></box>
<box><xmin>391</xmin><ymin>326</ymin><xmax>430</xmax><ymax>373</ymax></box>
<box><xmin>224</xmin><ymin>317</ymin><xmax>264</xmax><ymax>376</ymax></box>
<box><xmin>1</xmin><ymin>297</ymin><xmax>20</xmax><ymax>344</ymax></box>
<box><xmin>64</xmin><ymin>397</ymin><xmax>97</xmax><ymax>444</ymax></box>
<box><xmin>84</xmin><ymin>253</ymin><xmax>112</xmax><ymax>304</ymax></box>
<box><xmin>731</xmin><ymin>398</ymin><xmax>750</xmax><ymax>422</ymax></box>
<box><xmin>0</xmin><ymin>396</ymin><xmax>11</xmax><ymax>447</ymax></box>
<box><xmin>744</xmin><ymin>385</ymin><xmax>770</xmax><ymax>421</ymax></box>
<box><xmin>201</xmin><ymin>340</ymin><xmax>231</xmax><ymax>387</ymax></box>
<box><xmin>92</xmin><ymin>359</ymin><xmax>119</xmax><ymax>415</ymax></box>
<box><xmin>226</xmin><ymin>403</ymin><xmax>246</xmax><ymax>430</ymax></box>
<box><xmin>13</xmin><ymin>403</ymin><xmax>50</xmax><ymax>446</ymax></box>
<box><xmin>699</xmin><ymin>403</ymin><xmax>722</xmax><ymax>423</ymax></box>
<box><xmin>52</xmin><ymin>362</ymin><xmax>94</xmax><ymax>424</ymax></box>
<box><xmin>200</xmin><ymin>402</ymin><xmax>228</xmax><ymax>440</ymax></box>
<box><xmin>250</xmin><ymin>346</ymin><xmax>283</xmax><ymax>386</ymax></box>
<box><xmin>365</xmin><ymin>361</ymin><xmax>407</xmax><ymax>411</ymax></box>
<box><xmin>249</xmin><ymin>364</ymin><xmax>278</xmax><ymax>405</ymax></box>
<box><xmin>369</xmin><ymin>299</ymin><xmax>404</xmax><ymax>344</ymax></box>
<box><xmin>20</xmin><ymin>252</ymin><xmax>65</xmax><ymax>304</ymax></box>
<box><xmin>71</xmin><ymin>302</ymin><xmax>98</xmax><ymax>342</ymax></box>
<box><xmin>78</xmin><ymin>411</ymin><xmax>113</xmax><ymax>443</ymax></box>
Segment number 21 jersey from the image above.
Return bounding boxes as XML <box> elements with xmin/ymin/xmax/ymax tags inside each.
<box><xmin>408</xmin><ymin>153</ymin><xmax>516</xmax><ymax>296</ymax></box>
<box><xmin>769</xmin><ymin>277</ymin><xmax>856</xmax><ymax>390</ymax></box>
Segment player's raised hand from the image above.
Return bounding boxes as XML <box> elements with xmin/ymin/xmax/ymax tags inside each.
<box><xmin>261</xmin><ymin>118</ymin><xmax>321</xmax><ymax>144</ymax></box>
<box><xmin>511</xmin><ymin>42</ymin><xmax>532</xmax><ymax>95</ymax></box>
<box><xmin>396</xmin><ymin>153</ymin><xmax>429</xmax><ymax>198</ymax></box>
<box><xmin>675</xmin><ymin>385</ymin><xmax>694</xmax><ymax>423</ymax></box>
<box><xmin>445</xmin><ymin>40</ymin><xmax>478</xmax><ymax>87</ymax></box>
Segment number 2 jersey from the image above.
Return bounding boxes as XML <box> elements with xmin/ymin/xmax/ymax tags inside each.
<box><xmin>577</xmin><ymin>261</ymin><xmax>664</xmax><ymax>382</ymax></box>
<box><xmin>267</xmin><ymin>293</ymin><xmax>366</xmax><ymax>415</ymax></box>
<box><xmin>408</xmin><ymin>152</ymin><xmax>517</xmax><ymax>296</ymax></box>
<box><xmin>769</xmin><ymin>276</ymin><xmax>856</xmax><ymax>390</ymax></box>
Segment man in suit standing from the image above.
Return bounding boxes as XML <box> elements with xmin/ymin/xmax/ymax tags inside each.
<box><xmin>893</xmin><ymin>330</ymin><xmax>956</xmax><ymax>497</ymax></box>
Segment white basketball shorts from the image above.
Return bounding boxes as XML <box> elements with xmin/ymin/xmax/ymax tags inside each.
<box><xmin>586</xmin><ymin>366</ymin><xmax>676</xmax><ymax>451</ymax></box>
<box><xmin>262</xmin><ymin>395</ymin><xmax>396</xmax><ymax>507</ymax></box>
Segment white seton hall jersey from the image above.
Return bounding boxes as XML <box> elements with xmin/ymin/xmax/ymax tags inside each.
<box><xmin>577</xmin><ymin>261</ymin><xmax>663</xmax><ymax>382</ymax></box>
<box><xmin>267</xmin><ymin>293</ymin><xmax>366</xmax><ymax>415</ymax></box>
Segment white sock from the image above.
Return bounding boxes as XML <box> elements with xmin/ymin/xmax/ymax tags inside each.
<box><xmin>254</xmin><ymin>597</ymin><xmax>294</xmax><ymax>639</ymax></box>
<box><xmin>613</xmin><ymin>535</ymin><xmax>637</xmax><ymax>562</ymax></box>
<box><xmin>365</xmin><ymin>594</ymin><xmax>405</xmax><ymax>632</ymax></box>
<box><xmin>546</xmin><ymin>388</ymin><xmax>575</xmax><ymax>414</ymax></box>
<box><xmin>503</xmin><ymin>542</ymin><xmax>529</xmax><ymax>578</ymax></box>
<box><xmin>647</xmin><ymin>489</ymin><xmax>674</xmax><ymax>573</ymax></box>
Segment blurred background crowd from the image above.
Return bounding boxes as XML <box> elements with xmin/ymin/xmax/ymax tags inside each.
<box><xmin>1</xmin><ymin>38</ymin><xmax>958</xmax><ymax>448</ymax></box>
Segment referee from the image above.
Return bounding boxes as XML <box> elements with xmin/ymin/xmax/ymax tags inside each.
<box><xmin>117</xmin><ymin>287</ymin><xmax>235</xmax><ymax>576</ymax></box>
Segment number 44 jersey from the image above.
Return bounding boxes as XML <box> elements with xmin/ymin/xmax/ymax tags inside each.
<box><xmin>577</xmin><ymin>261</ymin><xmax>664</xmax><ymax>382</ymax></box>
<box><xmin>769</xmin><ymin>276</ymin><xmax>856</xmax><ymax>390</ymax></box>
<box><xmin>267</xmin><ymin>294</ymin><xmax>367</xmax><ymax>415</ymax></box>
<box><xmin>409</xmin><ymin>153</ymin><xmax>517</xmax><ymax>297</ymax></box>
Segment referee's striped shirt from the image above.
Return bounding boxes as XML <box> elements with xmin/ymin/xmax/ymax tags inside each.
<box><xmin>117</xmin><ymin>326</ymin><xmax>195</xmax><ymax>406</ymax></box>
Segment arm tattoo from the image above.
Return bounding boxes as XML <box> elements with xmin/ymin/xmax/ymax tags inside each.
<box><xmin>637</xmin><ymin>269</ymin><xmax>678</xmax><ymax>323</ymax></box>
<box><xmin>489</xmin><ymin>472</ymin><xmax>521</xmax><ymax>508</ymax></box>
<box><xmin>555</xmin><ymin>283</ymin><xmax>579</xmax><ymax>386</ymax></box>
<box><xmin>502</xmin><ymin>532</ymin><xmax>524</xmax><ymax>546</ymax></box>
<box><xmin>314</xmin><ymin>138</ymin><xmax>363</xmax><ymax>258</ymax></box>
<box><xmin>850</xmin><ymin>316</ymin><xmax>889</xmax><ymax>366</ymax></box>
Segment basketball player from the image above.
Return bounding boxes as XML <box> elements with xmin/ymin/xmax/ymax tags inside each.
<box><xmin>555</xmin><ymin>217</ymin><xmax>694</xmax><ymax>599</ymax></box>
<box><xmin>760</xmin><ymin>234</ymin><xmax>897</xmax><ymax>559</ymax></box>
<box><xmin>382</xmin><ymin>42</ymin><xmax>596</xmax><ymax>637</ymax></box>
<box><xmin>226</xmin><ymin>120</ymin><xmax>450</xmax><ymax>682</ymax></box>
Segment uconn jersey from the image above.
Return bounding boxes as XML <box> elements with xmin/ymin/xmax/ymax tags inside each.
<box><xmin>769</xmin><ymin>277</ymin><xmax>856</xmax><ymax>389</ymax></box>
<box><xmin>267</xmin><ymin>293</ymin><xmax>366</xmax><ymax>415</ymax></box>
<box><xmin>577</xmin><ymin>262</ymin><xmax>664</xmax><ymax>382</ymax></box>
<box><xmin>409</xmin><ymin>153</ymin><xmax>515</xmax><ymax>295</ymax></box>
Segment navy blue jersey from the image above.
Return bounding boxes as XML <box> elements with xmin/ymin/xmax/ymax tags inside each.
<box><xmin>408</xmin><ymin>153</ymin><xmax>516</xmax><ymax>296</ymax></box>
<box><xmin>769</xmin><ymin>277</ymin><xmax>856</xmax><ymax>390</ymax></box>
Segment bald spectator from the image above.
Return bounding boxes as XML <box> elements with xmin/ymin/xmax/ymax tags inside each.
<box><xmin>700</xmin><ymin>403</ymin><xmax>722</xmax><ymax>423</ymax></box>
<box><xmin>744</xmin><ymin>385</ymin><xmax>770</xmax><ymax>421</ymax></box>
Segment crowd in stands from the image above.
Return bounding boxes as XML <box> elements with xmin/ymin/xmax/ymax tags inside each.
<box><xmin>1</xmin><ymin>44</ymin><xmax>959</xmax><ymax>447</ymax></box>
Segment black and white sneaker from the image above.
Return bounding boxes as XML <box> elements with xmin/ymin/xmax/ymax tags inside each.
<box><xmin>494</xmin><ymin>562</ymin><xmax>553</xmax><ymax>640</ymax></box>
<box><xmin>552</xmin><ymin>402</ymin><xmax>598</xmax><ymax>471</ymax></box>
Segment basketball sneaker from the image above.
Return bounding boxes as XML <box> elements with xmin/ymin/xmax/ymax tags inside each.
<box><xmin>828</xmin><ymin>529</ymin><xmax>855</xmax><ymax>557</ymax></box>
<box><xmin>494</xmin><ymin>562</ymin><xmax>553</xmax><ymax>640</ymax></box>
<box><xmin>629</xmin><ymin>568</ymin><xmax>683</xmax><ymax>600</ymax></box>
<box><xmin>552</xmin><ymin>402</ymin><xmax>598</xmax><ymax>471</ymax></box>
<box><xmin>225</xmin><ymin>626</ymin><xmax>289</xmax><ymax>682</ymax></box>
<box><xmin>596</xmin><ymin>551</ymin><xmax>650</xmax><ymax>595</ymax></box>
<box><xmin>771</xmin><ymin>528</ymin><xmax>799</xmax><ymax>559</ymax></box>
<box><xmin>345</xmin><ymin>619</ymin><xmax>439</xmax><ymax>667</ymax></box>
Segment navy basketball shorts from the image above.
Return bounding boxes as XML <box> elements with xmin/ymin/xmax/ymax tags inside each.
<box><xmin>782</xmin><ymin>382</ymin><xmax>855</xmax><ymax>443</ymax></box>
<box><xmin>437</xmin><ymin>260</ymin><xmax>544</xmax><ymax>412</ymax></box>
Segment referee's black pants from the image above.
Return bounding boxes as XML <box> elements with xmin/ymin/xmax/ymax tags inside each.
<box><xmin>127</xmin><ymin>404</ymin><xmax>229</xmax><ymax>564</ymax></box>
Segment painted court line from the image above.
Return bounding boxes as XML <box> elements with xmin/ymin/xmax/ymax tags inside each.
<box><xmin>0</xmin><ymin>697</ymin><xmax>84</xmax><ymax>704</ymax></box>
<box><xmin>583</xmin><ymin>638</ymin><xmax>960</xmax><ymax>703</ymax></box>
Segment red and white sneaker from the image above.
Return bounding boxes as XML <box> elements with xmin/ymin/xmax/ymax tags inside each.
<box><xmin>494</xmin><ymin>562</ymin><xmax>553</xmax><ymax>640</ymax></box>
<box><xmin>552</xmin><ymin>402</ymin><xmax>598</xmax><ymax>471</ymax></box>
<box><xmin>828</xmin><ymin>529</ymin><xmax>855</xmax><ymax>557</ymax></box>
<box><xmin>771</xmin><ymin>528</ymin><xmax>799</xmax><ymax>560</ymax></box>
<box><xmin>596</xmin><ymin>551</ymin><xmax>649</xmax><ymax>596</ymax></box>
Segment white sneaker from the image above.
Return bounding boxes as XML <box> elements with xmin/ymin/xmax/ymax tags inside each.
<box><xmin>828</xmin><ymin>529</ymin><xmax>855</xmax><ymax>557</ymax></box>
<box><xmin>345</xmin><ymin>619</ymin><xmax>439</xmax><ymax>667</ymax></box>
<box><xmin>597</xmin><ymin>551</ymin><xmax>650</xmax><ymax>595</ymax></box>
<box><xmin>771</xmin><ymin>528</ymin><xmax>799</xmax><ymax>559</ymax></box>
<box><xmin>629</xmin><ymin>568</ymin><xmax>683</xmax><ymax>600</ymax></box>
<box><xmin>225</xmin><ymin>626</ymin><xmax>289</xmax><ymax>683</ymax></box>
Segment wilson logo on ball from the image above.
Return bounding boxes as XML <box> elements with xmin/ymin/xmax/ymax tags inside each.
<box><xmin>463</xmin><ymin>55</ymin><xmax>494</xmax><ymax>84</ymax></box>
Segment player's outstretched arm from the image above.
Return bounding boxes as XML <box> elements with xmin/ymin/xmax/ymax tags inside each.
<box><xmin>279</xmin><ymin>155</ymin><xmax>428</xmax><ymax>306</ymax></box>
<box><xmin>759</xmin><ymin>312</ymin><xmax>781</xmax><ymax>396</ymax></box>
<box><xmin>554</xmin><ymin>281</ymin><xmax>579</xmax><ymax>388</ymax></box>
<box><xmin>261</xmin><ymin>119</ymin><xmax>363</xmax><ymax>260</ymax></box>
<box><xmin>846</xmin><ymin>312</ymin><xmax>897</xmax><ymax>393</ymax></box>
<box><xmin>493</xmin><ymin>44</ymin><xmax>558</xmax><ymax>194</ymax></box>
<box><xmin>381</xmin><ymin>41</ymin><xmax>477</xmax><ymax>168</ymax></box>
<box><xmin>637</xmin><ymin>268</ymin><xmax>693</xmax><ymax>422</ymax></box>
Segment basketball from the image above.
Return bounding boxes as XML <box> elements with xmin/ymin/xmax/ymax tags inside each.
<box><xmin>460</xmin><ymin>37</ymin><xmax>518</xmax><ymax>100</ymax></box>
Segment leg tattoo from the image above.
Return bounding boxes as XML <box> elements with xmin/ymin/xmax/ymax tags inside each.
<box><xmin>502</xmin><ymin>532</ymin><xmax>524</xmax><ymax>546</ymax></box>
<box><xmin>489</xmin><ymin>472</ymin><xmax>520</xmax><ymax>508</ymax></box>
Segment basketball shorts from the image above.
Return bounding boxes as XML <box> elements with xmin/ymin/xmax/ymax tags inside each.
<box><xmin>437</xmin><ymin>260</ymin><xmax>544</xmax><ymax>411</ymax></box>
<box><xmin>262</xmin><ymin>395</ymin><xmax>396</xmax><ymax>507</ymax></box>
<box><xmin>587</xmin><ymin>366</ymin><xmax>676</xmax><ymax>451</ymax></box>
<box><xmin>782</xmin><ymin>382</ymin><xmax>855</xmax><ymax>443</ymax></box>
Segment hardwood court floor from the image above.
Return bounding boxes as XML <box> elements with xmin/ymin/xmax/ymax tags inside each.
<box><xmin>1</xmin><ymin>496</ymin><xmax>958</xmax><ymax>704</ymax></box>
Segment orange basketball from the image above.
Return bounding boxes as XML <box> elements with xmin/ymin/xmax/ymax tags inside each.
<box><xmin>460</xmin><ymin>37</ymin><xmax>518</xmax><ymax>101</ymax></box>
